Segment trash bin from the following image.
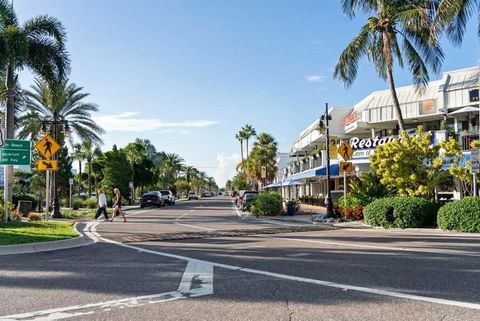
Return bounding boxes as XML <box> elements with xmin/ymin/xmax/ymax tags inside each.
<box><xmin>287</xmin><ymin>204</ymin><xmax>296</xmax><ymax>216</ymax></box>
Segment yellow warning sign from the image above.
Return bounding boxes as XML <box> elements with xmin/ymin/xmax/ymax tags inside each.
<box><xmin>339</xmin><ymin>162</ymin><xmax>354</xmax><ymax>173</ymax></box>
<box><xmin>35</xmin><ymin>134</ymin><xmax>61</xmax><ymax>159</ymax></box>
<box><xmin>338</xmin><ymin>142</ymin><xmax>353</xmax><ymax>161</ymax></box>
<box><xmin>36</xmin><ymin>160</ymin><xmax>58</xmax><ymax>171</ymax></box>
<box><xmin>329</xmin><ymin>136</ymin><xmax>338</xmax><ymax>160</ymax></box>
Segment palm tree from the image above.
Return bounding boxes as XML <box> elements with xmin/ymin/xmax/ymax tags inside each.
<box><xmin>72</xmin><ymin>144</ymin><xmax>85</xmax><ymax>196</ymax></box>
<box><xmin>81</xmin><ymin>141</ymin><xmax>94</xmax><ymax>196</ymax></box>
<box><xmin>123</xmin><ymin>142</ymin><xmax>145</xmax><ymax>196</ymax></box>
<box><xmin>17</xmin><ymin>79</ymin><xmax>104</xmax><ymax>144</ymax></box>
<box><xmin>334</xmin><ymin>0</ymin><xmax>443</xmax><ymax>132</ymax></box>
<box><xmin>241</xmin><ymin>124</ymin><xmax>256</xmax><ymax>158</ymax></box>
<box><xmin>434</xmin><ymin>0</ymin><xmax>480</xmax><ymax>44</ymax></box>
<box><xmin>182</xmin><ymin>165</ymin><xmax>198</xmax><ymax>196</ymax></box>
<box><xmin>0</xmin><ymin>0</ymin><xmax>70</xmax><ymax>206</ymax></box>
<box><xmin>159</xmin><ymin>153</ymin><xmax>184</xmax><ymax>189</ymax></box>
<box><xmin>235</xmin><ymin>130</ymin><xmax>246</xmax><ymax>164</ymax></box>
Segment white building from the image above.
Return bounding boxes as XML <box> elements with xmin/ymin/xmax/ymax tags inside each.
<box><xmin>270</xmin><ymin>66</ymin><xmax>480</xmax><ymax>202</ymax></box>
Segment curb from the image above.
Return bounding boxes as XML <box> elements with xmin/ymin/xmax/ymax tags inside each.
<box><xmin>0</xmin><ymin>222</ymin><xmax>96</xmax><ymax>256</ymax></box>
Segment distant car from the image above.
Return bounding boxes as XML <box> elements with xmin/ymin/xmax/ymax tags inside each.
<box><xmin>241</xmin><ymin>193</ymin><xmax>257</xmax><ymax>211</ymax></box>
<box><xmin>188</xmin><ymin>192</ymin><xmax>198</xmax><ymax>200</ymax></box>
<box><xmin>140</xmin><ymin>191</ymin><xmax>166</xmax><ymax>208</ymax></box>
<box><xmin>159</xmin><ymin>190</ymin><xmax>176</xmax><ymax>205</ymax></box>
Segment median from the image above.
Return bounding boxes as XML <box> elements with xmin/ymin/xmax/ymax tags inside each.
<box><xmin>0</xmin><ymin>221</ymin><xmax>78</xmax><ymax>246</ymax></box>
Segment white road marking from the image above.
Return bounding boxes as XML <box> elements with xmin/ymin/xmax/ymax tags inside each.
<box><xmin>0</xmin><ymin>225</ymin><xmax>214</xmax><ymax>321</ymax></box>
<box><xmin>174</xmin><ymin>223</ymin><xmax>215</xmax><ymax>231</ymax></box>
<box><xmin>286</xmin><ymin>253</ymin><xmax>311</xmax><ymax>257</ymax></box>
<box><xmin>85</xmin><ymin>227</ymin><xmax>480</xmax><ymax>311</ymax></box>
<box><xmin>275</xmin><ymin>237</ymin><xmax>480</xmax><ymax>258</ymax></box>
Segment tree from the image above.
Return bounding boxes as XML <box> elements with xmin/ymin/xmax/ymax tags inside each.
<box><xmin>370</xmin><ymin>129</ymin><xmax>462</xmax><ymax>199</ymax></box>
<box><xmin>101</xmin><ymin>145</ymin><xmax>132</xmax><ymax>199</ymax></box>
<box><xmin>81</xmin><ymin>141</ymin><xmax>96</xmax><ymax>196</ymax></box>
<box><xmin>134</xmin><ymin>157</ymin><xmax>156</xmax><ymax>194</ymax></box>
<box><xmin>231</xmin><ymin>172</ymin><xmax>248</xmax><ymax>191</ymax></box>
<box><xmin>0</xmin><ymin>1</ymin><xmax>70</xmax><ymax>205</ymax></box>
<box><xmin>182</xmin><ymin>165</ymin><xmax>198</xmax><ymax>196</ymax></box>
<box><xmin>159</xmin><ymin>153</ymin><xmax>184</xmax><ymax>189</ymax></box>
<box><xmin>174</xmin><ymin>179</ymin><xmax>190</xmax><ymax>197</ymax></box>
<box><xmin>72</xmin><ymin>144</ymin><xmax>84</xmax><ymax>196</ymax></box>
<box><xmin>448</xmin><ymin>140</ymin><xmax>480</xmax><ymax>196</ymax></box>
<box><xmin>18</xmin><ymin>79</ymin><xmax>104</xmax><ymax>144</ymax></box>
<box><xmin>434</xmin><ymin>0</ymin><xmax>480</xmax><ymax>44</ymax></box>
<box><xmin>334</xmin><ymin>0</ymin><xmax>443</xmax><ymax>131</ymax></box>
<box><xmin>241</xmin><ymin>124</ymin><xmax>256</xmax><ymax>158</ymax></box>
<box><xmin>122</xmin><ymin>142</ymin><xmax>145</xmax><ymax>191</ymax></box>
<box><xmin>235</xmin><ymin>130</ymin><xmax>246</xmax><ymax>164</ymax></box>
<box><xmin>135</xmin><ymin>138</ymin><xmax>162</xmax><ymax>165</ymax></box>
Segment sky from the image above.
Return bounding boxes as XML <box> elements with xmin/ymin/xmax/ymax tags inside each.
<box><xmin>15</xmin><ymin>0</ymin><xmax>480</xmax><ymax>187</ymax></box>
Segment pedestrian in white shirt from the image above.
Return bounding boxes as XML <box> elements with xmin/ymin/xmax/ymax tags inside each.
<box><xmin>94</xmin><ymin>189</ymin><xmax>109</xmax><ymax>220</ymax></box>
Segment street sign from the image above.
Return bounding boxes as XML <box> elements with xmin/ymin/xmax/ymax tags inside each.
<box><xmin>35</xmin><ymin>134</ymin><xmax>60</xmax><ymax>159</ymax></box>
<box><xmin>338</xmin><ymin>142</ymin><xmax>353</xmax><ymax>161</ymax></box>
<box><xmin>340</xmin><ymin>162</ymin><xmax>354</xmax><ymax>173</ymax></box>
<box><xmin>36</xmin><ymin>160</ymin><xmax>58</xmax><ymax>171</ymax></box>
<box><xmin>329</xmin><ymin>136</ymin><xmax>338</xmax><ymax>160</ymax></box>
<box><xmin>129</xmin><ymin>182</ymin><xmax>134</xmax><ymax>189</ymax></box>
<box><xmin>69</xmin><ymin>178</ymin><xmax>74</xmax><ymax>185</ymax></box>
<box><xmin>0</xmin><ymin>139</ymin><xmax>31</xmax><ymax>165</ymax></box>
<box><xmin>261</xmin><ymin>166</ymin><xmax>267</xmax><ymax>179</ymax></box>
<box><xmin>471</xmin><ymin>149</ymin><xmax>480</xmax><ymax>173</ymax></box>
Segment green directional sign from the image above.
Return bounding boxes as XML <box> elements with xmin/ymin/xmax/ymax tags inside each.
<box><xmin>0</xmin><ymin>139</ymin><xmax>31</xmax><ymax>165</ymax></box>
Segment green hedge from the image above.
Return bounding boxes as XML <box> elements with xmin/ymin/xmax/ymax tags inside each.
<box><xmin>438</xmin><ymin>197</ymin><xmax>480</xmax><ymax>232</ymax></box>
<box><xmin>86</xmin><ymin>197</ymin><xmax>97</xmax><ymax>209</ymax></box>
<box><xmin>72</xmin><ymin>197</ymin><xmax>86</xmax><ymax>210</ymax></box>
<box><xmin>251</xmin><ymin>192</ymin><xmax>282</xmax><ymax>217</ymax></box>
<box><xmin>363</xmin><ymin>197</ymin><xmax>437</xmax><ymax>228</ymax></box>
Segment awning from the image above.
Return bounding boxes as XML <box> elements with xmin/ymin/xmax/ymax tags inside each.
<box><xmin>264</xmin><ymin>182</ymin><xmax>281</xmax><ymax>188</ymax></box>
<box><xmin>281</xmin><ymin>180</ymin><xmax>302</xmax><ymax>187</ymax></box>
<box><xmin>285</xmin><ymin>164</ymin><xmax>340</xmax><ymax>181</ymax></box>
<box><xmin>449</xmin><ymin>106</ymin><xmax>480</xmax><ymax>115</ymax></box>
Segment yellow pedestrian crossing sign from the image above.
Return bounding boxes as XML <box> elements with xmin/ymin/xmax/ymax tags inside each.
<box><xmin>338</xmin><ymin>142</ymin><xmax>353</xmax><ymax>161</ymax></box>
<box><xmin>340</xmin><ymin>162</ymin><xmax>354</xmax><ymax>173</ymax></box>
<box><xmin>35</xmin><ymin>134</ymin><xmax>60</xmax><ymax>159</ymax></box>
<box><xmin>37</xmin><ymin>160</ymin><xmax>58</xmax><ymax>171</ymax></box>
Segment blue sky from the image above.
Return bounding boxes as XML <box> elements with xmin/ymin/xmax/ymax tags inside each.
<box><xmin>15</xmin><ymin>0</ymin><xmax>480</xmax><ymax>186</ymax></box>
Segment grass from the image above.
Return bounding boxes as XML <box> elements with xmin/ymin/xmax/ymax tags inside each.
<box><xmin>0</xmin><ymin>221</ymin><xmax>78</xmax><ymax>246</ymax></box>
<box><xmin>61</xmin><ymin>209</ymin><xmax>97</xmax><ymax>219</ymax></box>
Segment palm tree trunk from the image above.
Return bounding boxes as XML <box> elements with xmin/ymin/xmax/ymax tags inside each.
<box><xmin>87</xmin><ymin>159</ymin><xmax>92</xmax><ymax>196</ymax></box>
<box><xmin>383</xmin><ymin>32</ymin><xmax>405</xmax><ymax>132</ymax></box>
<box><xmin>77</xmin><ymin>161</ymin><xmax>82</xmax><ymax>196</ymax></box>
<box><xmin>246</xmin><ymin>139</ymin><xmax>249</xmax><ymax>158</ymax></box>
<box><xmin>3</xmin><ymin>64</ymin><xmax>15</xmax><ymax>220</ymax></box>
<box><xmin>240</xmin><ymin>140</ymin><xmax>244</xmax><ymax>164</ymax></box>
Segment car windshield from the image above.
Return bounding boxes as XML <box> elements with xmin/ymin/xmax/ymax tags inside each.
<box><xmin>142</xmin><ymin>193</ymin><xmax>157</xmax><ymax>197</ymax></box>
<box><xmin>160</xmin><ymin>191</ymin><xmax>169</xmax><ymax>195</ymax></box>
<box><xmin>244</xmin><ymin>194</ymin><xmax>257</xmax><ymax>199</ymax></box>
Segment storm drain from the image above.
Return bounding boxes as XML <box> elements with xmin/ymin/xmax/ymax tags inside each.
<box><xmin>122</xmin><ymin>225</ymin><xmax>337</xmax><ymax>243</ymax></box>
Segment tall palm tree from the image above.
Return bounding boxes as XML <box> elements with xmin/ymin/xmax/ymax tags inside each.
<box><xmin>235</xmin><ymin>130</ymin><xmax>246</xmax><ymax>164</ymax></box>
<box><xmin>81</xmin><ymin>141</ymin><xmax>94</xmax><ymax>196</ymax></box>
<box><xmin>159</xmin><ymin>153</ymin><xmax>184</xmax><ymax>189</ymax></box>
<box><xmin>241</xmin><ymin>124</ymin><xmax>256</xmax><ymax>158</ymax></box>
<box><xmin>123</xmin><ymin>142</ymin><xmax>145</xmax><ymax>193</ymax></box>
<box><xmin>17</xmin><ymin>79</ymin><xmax>104</xmax><ymax>144</ymax></box>
<box><xmin>434</xmin><ymin>0</ymin><xmax>480</xmax><ymax>44</ymax></box>
<box><xmin>182</xmin><ymin>165</ymin><xmax>198</xmax><ymax>196</ymax></box>
<box><xmin>334</xmin><ymin>0</ymin><xmax>443</xmax><ymax>132</ymax></box>
<box><xmin>0</xmin><ymin>0</ymin><xmax>70</xmax><ymax>206</ymax></box>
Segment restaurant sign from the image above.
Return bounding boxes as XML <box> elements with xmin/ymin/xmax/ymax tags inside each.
<box><xmin>341</xmin><ymin>111</ymin><xmax>360</xmax><ymax>126</ymax></box>
<box><xmin>348</xmin><ymin>136</ymin><xmax>396</xmax><ymax>159</ymax></box>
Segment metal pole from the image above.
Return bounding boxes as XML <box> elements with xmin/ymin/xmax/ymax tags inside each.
<box><xmin>474</xmin><ymin>173</ymin><xmax>478</xmax><ymax>197</ymax></box>
<box><xmin>51</xmin><ymin>111</ymin><xmax>62</xmax><ymax>218</ymax></box>
<box><xmin>4</xmin><ymin>165</ymin><xmax>8</xmax><ymax>222</ymax></box>
<box><xmin>69</xmin><ymin>182</ymin><xmax>72</xmax><ymax>210</ymax></box>
<box><xmin>45</xmin><ymin>171</ymin><xmax>50</xmax><ymax>221</ymax></box>
<box><xmin>324</xmin><ymin>102</ymin><xmax>335</xmax><ymax>218</ymax></box>
<box><xmin>343</xmin><ymin>171</ymin><xmax>347</xmax><ymax>199</ymax></box>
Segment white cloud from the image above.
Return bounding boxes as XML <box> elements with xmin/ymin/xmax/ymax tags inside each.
<box><xmin>306</xmin><ymin>75</ymin><xmax>327</xmax><ymax>83</ymax></box>
<box><xmin>213</xmin><ymin>152</ymin><xmax>241</xmax><ymax>188</ymax></box>
<box><xmin>93</xmin><ymin>112</ymin><xmax>219</xmax><ymax>132</ymax></box>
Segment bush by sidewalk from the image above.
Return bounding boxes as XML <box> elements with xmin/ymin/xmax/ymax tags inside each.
<box><xmin>438</xmin><ymin>197</ymin><xmax>480</xmax><ymax>233</ymax></box>
<box><xmin>251</xmin><ymin>192</ymin><xmax>282</xmax><ymax>217</ymax></box>
<box><xmin>336</xmin><ymin>195</ymin><xmax>364</xmax><ymax>220</ymax></box>
<box><xmin>364</xmin><ymin>197</ymin><xmax>437</xmax><ymax>228</ymax></box>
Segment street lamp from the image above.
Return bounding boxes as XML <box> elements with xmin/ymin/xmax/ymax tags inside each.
<box><xmin>318</xmin><ymin>103</ymin><xmax>335</xmax><ymax>218</ymax></box>
<box><xmin>42</xmin><ymin>111</ymin><xmax>70</xmax><ymax>218</ymax></box>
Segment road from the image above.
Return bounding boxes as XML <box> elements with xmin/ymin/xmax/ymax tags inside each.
<box><xmin>1</xmin><ymin>197</ymin><xmax>480</xmax><ymax>321</ymax></box>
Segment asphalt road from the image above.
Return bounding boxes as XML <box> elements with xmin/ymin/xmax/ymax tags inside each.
<box><xmin>1</xmin><ymin>197</ymin><xmax>480</xmax><ymax>321</ymax></box>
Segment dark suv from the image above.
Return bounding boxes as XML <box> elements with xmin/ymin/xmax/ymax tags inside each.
<box><xmin>140</xmin><ymin>191</ymin><xmax>166</xmax><ymax>208</ymax></box>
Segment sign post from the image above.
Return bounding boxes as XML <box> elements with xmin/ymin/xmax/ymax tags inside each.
<box><xmin>340</xmin><ymin>162</ymin><xmax>354</xmax><ymax>198</ymax></box>
<box><xmin>471</xmin><ymin>149</ymin><xmax>479</xmax><ymax>197</ymax></box>
<box><xmin>69</xmin><ymin>178</ymin><xmax>74</xmax><ymax>210</ymax></box>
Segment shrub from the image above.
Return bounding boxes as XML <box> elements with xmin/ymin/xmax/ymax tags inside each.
<box><xmin>12</xmin><ymin>193</ymin><xmax>38</xmax><ymax>212</ymax></box>
<box><xmin>251</xmin><ymin>192</ymin><xmax>282</xmax><ymax>217</ymax></box>
<box><xmin>336</xmin><ymin>195</ymin><xmax>364</xmax><ymax>220</ymax></box>
<box><xmin>86</xmin><ymin>197</ymin><xmax>97</xmax><ymax>209</ymax></box>
<box><xmin>72</xmin><ymin>197</ymin><xmax>86</xmax><ymax>210</ymax></box>
<box><xmin>28</xmin><ymin>213</ymin><xmax>42</xmax><ymax>221</ymax></box>
<box><xmin>349</xmin><ymin>172</ymin><xmax>395</xmax><ymax>206</ymax></box>
<box><xmin>363</xmin><ymin>197</ymin><xmax>437</xmax><ymax>228</ymax></box>
<box><xmin>438</xmin><ymin>197</ymin><xmax>480</xmax><ymax>232</ymax></box>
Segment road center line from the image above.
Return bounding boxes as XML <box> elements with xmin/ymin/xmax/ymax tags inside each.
<box><xmin>88</xmin><ymin>224</ymin><xmax>480</xmax><ymax>311</ymax></box>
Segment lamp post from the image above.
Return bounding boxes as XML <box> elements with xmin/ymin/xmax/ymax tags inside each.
<box><xmin>41</xmin><ymin>111</ymin><xmax>70</xmax><ymax>218</ymax></box>
<box><xmin>318</xmin><ymin>103</ymin><xmax>335</xmax><ymax>218</ymax></box>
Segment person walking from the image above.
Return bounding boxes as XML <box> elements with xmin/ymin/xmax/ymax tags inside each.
<box><xmin>111</xmin><ymin>188</ymin><xmax>127</xmax><ymax>223</ymax></box>
<box><xmin>94</xmin><ymin>189</ymin><xmax>109</xmax><ymax>221</ymax></box>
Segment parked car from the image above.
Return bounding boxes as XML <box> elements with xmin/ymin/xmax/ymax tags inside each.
<box><xmin>241</xmin><ymin>193</ymin><xmax>257</xmax><ymax>211</ymax></box>
<box><xmin>236</xmin><ymin>190</ymin><xmax>258</xmax><ymax>208</ymax></box>
<box><xmin>188</xmin><ymin>192</ymin><xmax>198</xmax><ymax>200</ymax></box>
<box><xmin>159</xmin><ymin>190</ymin><xmax>176</xmax><ymax>205</ymax></box>
<box><xmin>140</xmin><ymin>191</ymin><xmax>166</xmax><ymax>208</ymax></box>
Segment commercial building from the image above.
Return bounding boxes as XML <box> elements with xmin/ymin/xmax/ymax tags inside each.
<box><xmin>269</xmin><ymin>66</ymin><xmax>479</xmax><ymax>201</ymax></box>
